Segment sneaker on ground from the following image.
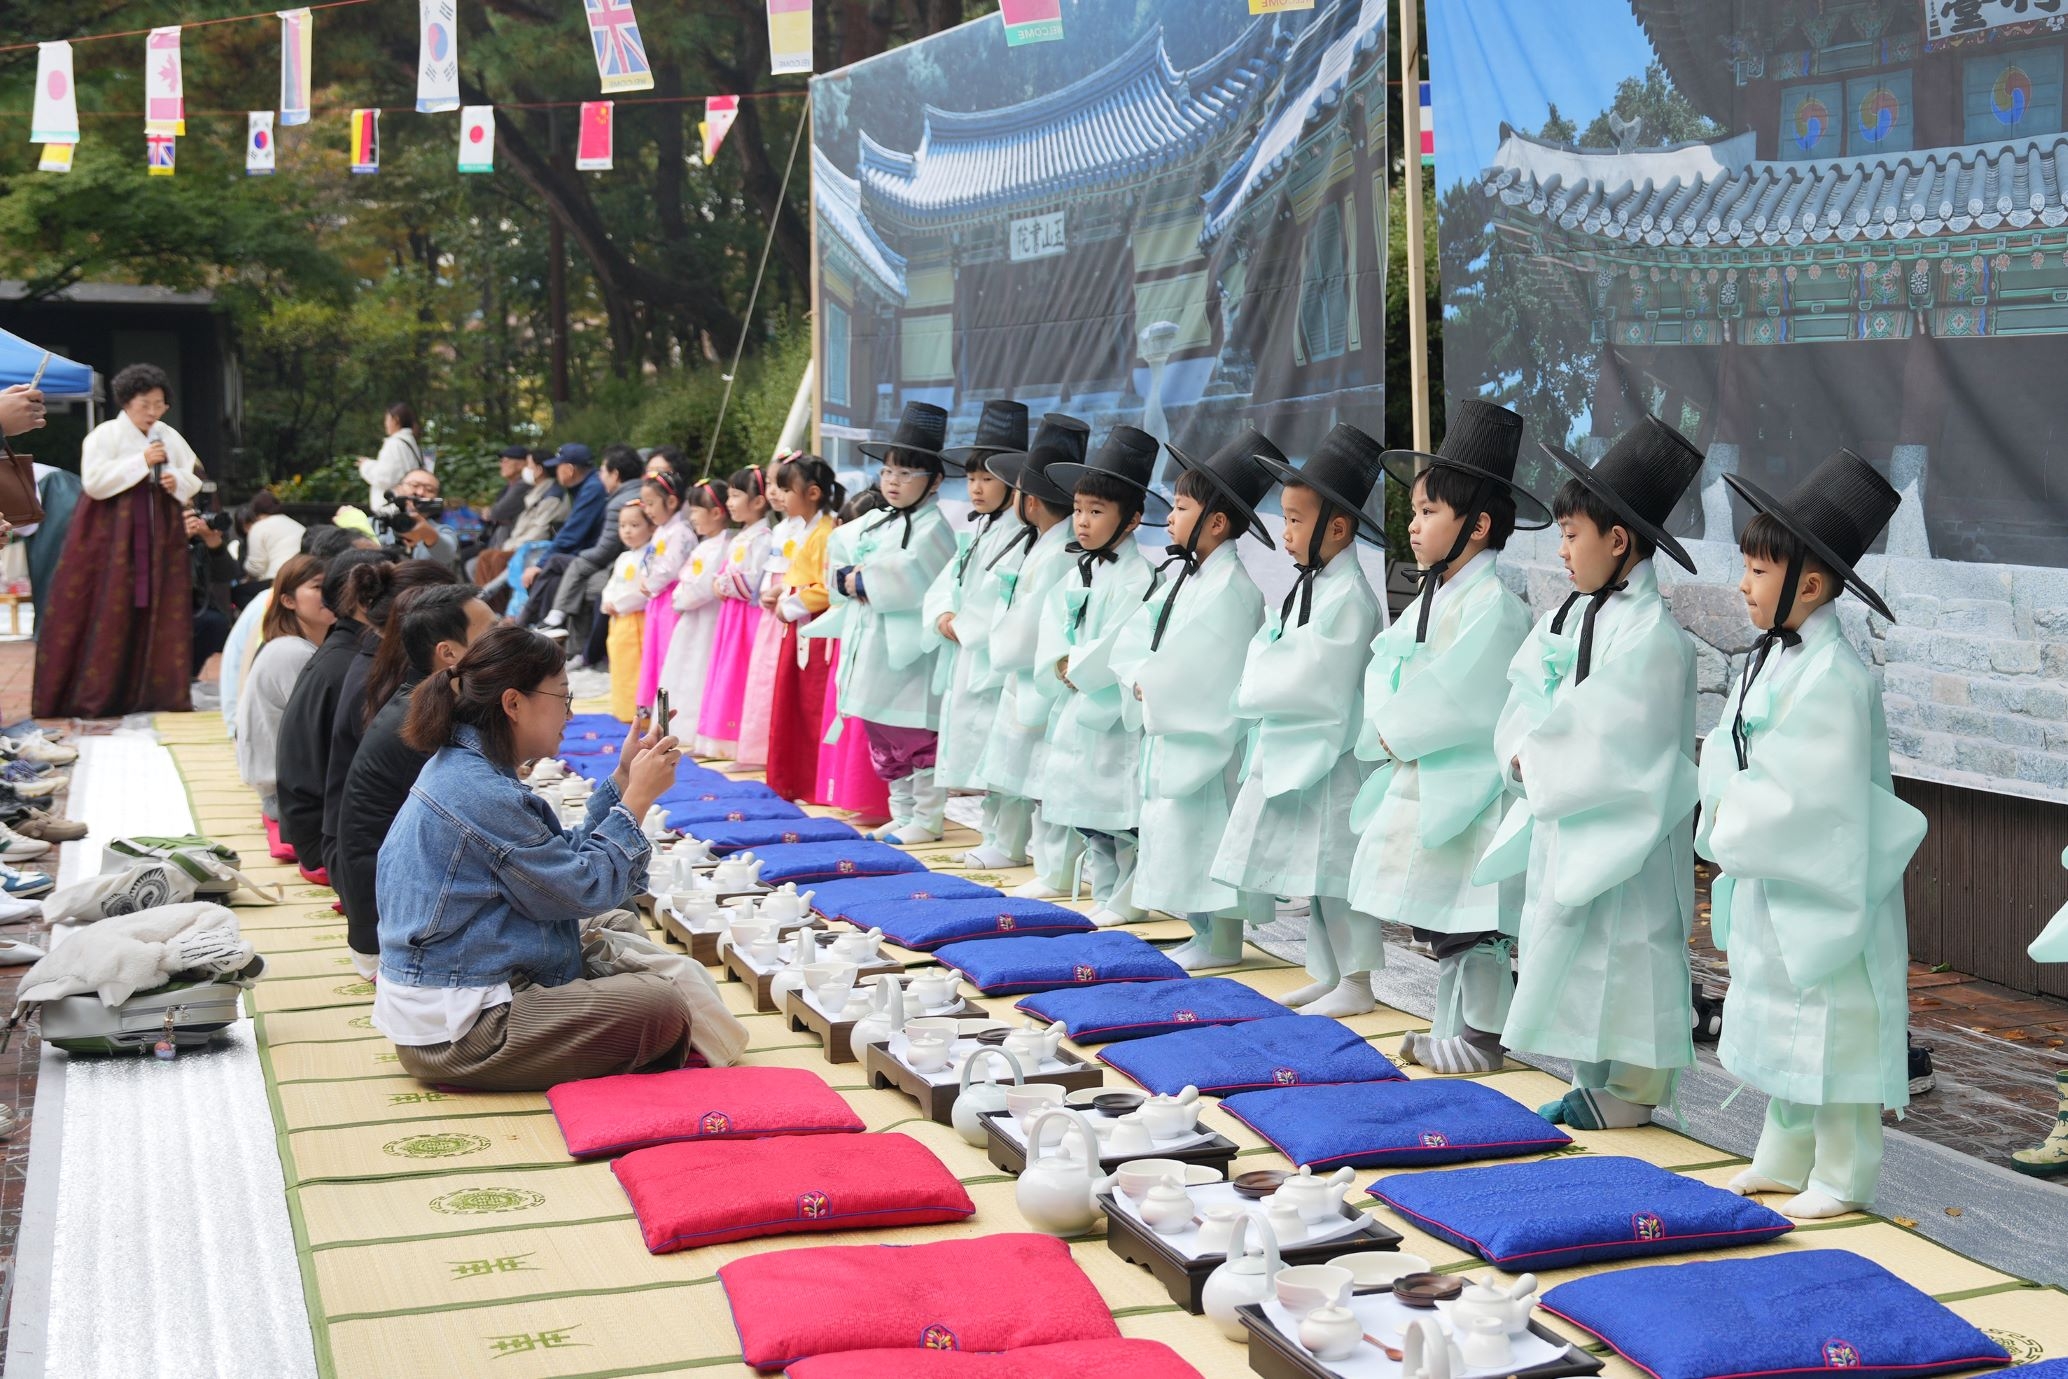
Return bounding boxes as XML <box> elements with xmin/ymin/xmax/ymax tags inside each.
<box><xmin>540</xmin><ymin>625</ymin><xmax>570</xmax><ymax>641</ymax></box>
<box><xmin>0</xmin><ymin>937</ymin><xmax>44</xmax><ymax>965</ymax></box>
<box><xmin>1908</xmin><ymin>1039</ymin><xmax>1936</xmax><ymax>1096</ymax></box>
<box><xmin>0</xmin><ymin>864</ymin><xmax>55</xmax><ymax>897</ymax></box>
<box><xmin>7</xmin><ymin>776</ymin><xmax>62</xmax><ymax>801</ymax></box>
<box><xmin>0</xmin><ymin>821</ymin><xmax>51</xmax><ymax>860</ymax></box>
<box><xmin>5</xmin><ymin>734</ymin><xmax>79</xmax><ymax>766</ymax></box>
<box><xmin>1</xmin><ymin>759</ymin><xmax>52</xmax><ymax>783</ymax></box>
<box><xmin>13</xmin><ymin>811</ymin><xmax>87</xmax><ymax>843</ymax></box>
<box><xmin>0</xmin><ymin>895</ymin><xmax>41</xmax><ymax>924</ymax></box>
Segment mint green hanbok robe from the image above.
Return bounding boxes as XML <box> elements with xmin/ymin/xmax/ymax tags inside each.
<box><xmin>1347</xmin><ymin>553</ymin><xmax>1530</xmax><ymax>935</ymax></box>
<box><xmin>1211</xmin><ymin>547</ymin><xmax>1380</xmax><ymax>901</ymax></box>
<box><xmin>2034</xmin><ymin>850</ymin><xmax>2068</xmax><ymax>963</ymax></box>
<box><xmin>975</xmin><ymin>522</ymin><xmax>1074</xmax><ymax>799</ymax></box>
<box><xmin>1480</xmin><ymin>560</ymin><xmax>1699</xmax><ymax>1072</ymax></box>
<box><xmin>806</xmin><ymin>501</ymin><xmax>956</xmax><ymax>731</ymax></box>
<box><xmin>1114</xmin><ymin>543</ymin><xmax>1264</xmax><ymax>916</ymax></box>
<box><xmin>922</xmin><ymin>514</ymin><xmax>1022</xmax><ymax>790</ymax></box>
<box><xmin>1697</xmin><ymin>603</ymin><xmax>1924</xmax><ymax>1110</ymax></box>
<box><xmin>1034</xmin><ymin>541</ymin><xmax>1154</xmax><ymax>833</ymax></box>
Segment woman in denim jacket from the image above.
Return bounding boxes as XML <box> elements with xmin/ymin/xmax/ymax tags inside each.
<box><xmin>374</xmin><ymin>624</ymin><xmax>688</xmax><ymax>1090</ymax></box>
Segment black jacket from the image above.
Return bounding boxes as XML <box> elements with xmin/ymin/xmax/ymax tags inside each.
<box><xmin>336</xmin><ymin>678</ymin><xmax>431</xmax><ymax>958</ymax></box>
<box><xmin>320</xmin><ymin>638</ymin><xmax>379</xmax><ymax>874</ymax></box>
<box><xmin>273</xmin><ymin>618</ymin><xmax>366</xmax><ymax>865</ymax></box>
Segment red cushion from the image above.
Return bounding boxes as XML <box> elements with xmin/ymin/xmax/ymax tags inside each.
<box><xmin>786</xmin><ymin>1340</ymin><xmax>1203</xmax><ymax>1379</ymax></box>
<box><xmin>611</xmin><ymin>1132</ymin><xmax>974</xmax><ymax>1253</ymax></box>
<box><xmin>719</xmin><ymin>1233</ymin><xmax>1119</xmax><ymax>1371</ymax></box>
<box><xmin>548</xmin><ymin>1066</ymin><xmax>864</xmax><ymax>1159</ymax></box>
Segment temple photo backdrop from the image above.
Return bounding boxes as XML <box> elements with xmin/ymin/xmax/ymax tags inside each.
<box><xmin>1429</xmin><ymin>0</ymin><xmax>2068</xmax><ymax>805</ymax></box>
<box><xmin>809</xmin><ymin>0</ymin><xmax>1388</xmax><ymax>502</ymax></box>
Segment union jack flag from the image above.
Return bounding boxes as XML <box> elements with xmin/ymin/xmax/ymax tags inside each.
<box><xmin>582</xmin><ymin>0</ymin><xmax>654</xmax><ymax>94</ymax></box>
<box><xmin>147</xmin><ymin>133</ymin><xmax>176</xmax><ymax>176</ymax></box>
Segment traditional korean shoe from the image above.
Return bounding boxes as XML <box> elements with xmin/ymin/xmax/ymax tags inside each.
<box><xmin>1727</xmin><ymin>1169</ymin><xmax>1798</xmax><ymax>1196</ymax></box>
<box><xmin>1010</xmin><ymin>879</ymin><xmax>1066</xmax><ymax>900</ymax></box>
<box><xmin>1559</xmin><ymin>1087</ymin><xmax>1656</xmax><ymax>1130</ymax></box>
<box><xmin>0</xmin><ymin>937</ymin><xmax>44</xmax><ymax>965</ymax></box>
<box><xmin>960</xmin><ymin>844</ymin><xmax>1024</xmax><ymax>870</ymax></box>
<box><xmin>2010</xmin><ymin>1071</ymin><xmax>2068</xmax><ymax>1178</ymax></box>
<box><xmin>0</xmin><ymin>895</ymin><xmax>40</xmax><ymax>925</ymax></box>
<box><xmin>1299</xmin><ymin>975</ymin><xmax>1377</xmax><ymax>1019</ymax></box>
<box><xmin>0</xmin><ymin>820</ymin><xmax>51</xmax><ymax>861</ymax></box>
<box><xmin>1779</xmin><ymin>1189</ymin><xmax>1863</xmax><ymax>1220</ymax></box>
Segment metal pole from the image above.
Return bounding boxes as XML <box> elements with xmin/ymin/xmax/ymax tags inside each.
<box><xmin>1399</xmin><ymin>0</ymin><xmax>1432</xmax><ymax>452</ymax></box>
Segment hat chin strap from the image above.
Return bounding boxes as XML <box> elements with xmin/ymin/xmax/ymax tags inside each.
<box><xmin>956</xmin><ymin>504</ymin><xmax>1006</xmax><ymax>583</ymax></box>
<box><xmin>1730</xmin><ymin>549</ymin><xmax>1806</xmax><ymax>770</ymax></box>
<box><xmin>1548</xmin><ymin>541</ymin><xmax>1635</xmax><ymax>685</ymax></box>
<box><xmin>1065</xmin><ymin>515</ymin><xmax>1133</xmax><ymax>631</ymax></box>
<box><xmin>1145</xmin><ymin>493</ymin><xmax>1221</xmax><ymax>652</ymax></box>
<box><xmin>1279</xmin><ymin>499</ymin><xmax>1339</xmax><ymax>631</ymax></box>
<box><xmin>1410</xmin><ymin>480</ymin><xmax>1490</xmax><ymax>644</ymax></box>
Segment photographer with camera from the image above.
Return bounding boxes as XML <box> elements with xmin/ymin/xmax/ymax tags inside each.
<box><xmin>185</xmin><ymin>486</ymin><xmax>241</xmax><ymax>673</ymax></box>
<box><xmin>381</xmin><ymin>468</ymin><xmax>460</xmax><ymax>572</ymax></box>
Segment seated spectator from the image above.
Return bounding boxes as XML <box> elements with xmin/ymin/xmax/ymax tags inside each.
<box><xmin>375</xmin><ymin>627</ymin><xmax>690</xmax><ymax>1090</ymax></box>
<box><xmin>274</xmin><ymin>548</ymin><xmax>393</xmax><ymax>876</ymax></box>
<box><xmin>239</xmin><ymin>488</ymin><xmax>306</xmax><ymax>599</ymax></box>
<box><xmin>387</xmin><ymin>468</ymin><xmax>459</xmax><ymax>571</ymax></box>
<box><xmin>222</xmin><ymin>524</ymin><xmax>368</xmax><ymax>734</ymax></box>
<box><xmin>336</xmin><ymin>584</ymin><xmax>496</xmax><ymax>978</ymax></box>
<box><xmin>466</xmin><ymin>446</ymin><xmax>533</xmax><ymax>570</ymax></box>
<box><xmin>533</xmin><ymin>444</ymin><xmax>645</xmax><ymax>643</ymax></box>
<box><xmin>234</xmin><ymin>555</ymin><xmax>332</xmax><ymax>850</ymax></box>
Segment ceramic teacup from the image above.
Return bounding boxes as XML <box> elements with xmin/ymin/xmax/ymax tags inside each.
<box><xmin>1457</xmin><ymin>1314</ymin><xmax>1513</xmax><ymax>1368</ymax></box>
<box><xmin>1274</xmin><ymin>1264</ymin><xmax>1354</xmax><ymax>1318</ymax></box>
<box><xmin>1104</xmin><ymin>1113</ymin><xmax>1157</xmax><ymax>1157</ymax></box>
<box><xmin>901</xmin><ymin>1017</ymin><xmax>961</xmax><ymax>1042</ymax></box>
<box><xmin>1003</xmin><ymin>1082</ymin><xmax>1066</xmax><ymax>1127</ymax></box>
<box><xmin>1113</xmin><ymin>1158</ymin><xmax>1191</xmax><ymax>1201</ymax></box>
<box><xmin>905</xmin><ymin>1030</ymin><xmax>952</xmax><ymax>1072</ymax></box>
<box><xmin>1327</xmin><ymin>1250</ymin><xmax>1431</xmax><ymax>1289</ymax></box>
<box><xmin>803</xmin><ymin>962</ymin><xmax>857</xmax><ymax>1009</ymax></box>
<box><xmin>1196</xmin><ymin>1203</ymin><xmax>1244</xmax><ymax>1254</ymax></box>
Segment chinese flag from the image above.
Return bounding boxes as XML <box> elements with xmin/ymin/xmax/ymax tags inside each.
<box><xmin>577</xmin><ymin>100</ymin><xmax>613</xmax><ymax>170</ymax></box>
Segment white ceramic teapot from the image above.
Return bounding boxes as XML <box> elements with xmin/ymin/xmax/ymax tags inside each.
<box><xmin>768</xmin><ymin>931</ymin><xmax>826</xmax><ymax>1007</ymax></box>
<box><xmin>1202</xmin><ymin>1208</ymin><xmax>1282</xmax><ymax>1341</ymax></box>
<box><xmin>1299</xmin><ymin>1305</ymin><xmax>1364</xmax><ymax>1363</ymax></box>
<box><xmin>711</xmin><ymin>853</ymin><xmax>765</xmax><ymax>891</ymax></box>
<box><xmin>903</xmin><ymin>969</ymin><xmax>960</xmax><ymax>1011</ymax></box>
<box><xmin>950</xmin><ymin>1045</ymin><xmax>1025</xmax><ymax>1146</ymax></box>
<box><xmin>1277</xmin><ymin>1165</ymin><xmax>1359</xmax><ymax>1224</ymax></box>
<box><xmin>849</xmin><ymin>975</ymin><xmax>908</xmax><ymax>1059</ymax></box>
<box><xmin>1435</xmin><ymin>1272</ymin><xmax>1538</xmax><ymax>1336</ymax></box>
<box><xmin>668</xmin><ymin>836</ymin><xmax>715</xmax><ymax>869</ymax></box>
<box><xmin>756</xmin><ymin>883</ymin><xmax>817</xmax><ymax>924</ymax></box>
<box><xmin>1139</xmin><ymin>1173</ymin><xmax>1194</xmax><ymax>1236</ymax></box>
<box><xmin>1014</xmin><ymin>1108</ymin><xmax>1114</xmax><ymax>1237</ymax></box>
<box><xmin>1001</xmin><ymin>1019</ymin><xmax>1066</xmax><ymax>1068</ymax></box>
<box><xmin>670</xmin><ymin>890</ymin><xmax>724</xmax><ymax>929</ymax></box>
<box><xmin>1140</xmin><ymin>1085</ymin><xmax>1200</xmax><ymax>1140</ymax></box>
<box><xmin>1400</xmin><ymin>1318</ymin><xmax>1456</xmax><ymax>1379</ymax></box>
<box><xmin>828</xmin><ymin>927</ymin><xmax>885</xmax><ymax>964</ymax></box>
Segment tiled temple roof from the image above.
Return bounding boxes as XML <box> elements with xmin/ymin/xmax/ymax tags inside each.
<box><xmin>1479</xmin><ymin>125</ymin><xmax>2068</xmax><ymax>248</ymax></box>
<box><xmin>1201</xmin><ymin>0</ymin><xmax>1386</xmax><ymax>245</ymax></box>
<box><xmin>814</xmin><ymin>145</ymin><xmax>907</xmax><ymax>302</ymax></box>
<box><xmin>856</xmin><ymin>25</ymin><xmax>1275</xmax><ymax>228</ymax></box>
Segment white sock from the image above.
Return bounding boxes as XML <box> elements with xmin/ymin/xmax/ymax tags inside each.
<box><xmin>1780</xmin><ymin>1189</ymin><xmax>1862</xmax><ymax>1220</ymax></box>
<box><xmin>1282</xmin><ymin>977</ymin><xmax>1338</xmax><ymax>1007</ymax></box>
<box><xmin>1088</xmin><ymin>908</ymin><xmax>1135</xmax><ymax>928</ymax></box>
<box><xmin>1299</xmin><ymin>974</ymin><xmax>1376</xmax><ymax>1019</ymax></box>
<box><xmin>961</xmin><ymin>845</ymin><xmax>1021</xmax><ymax>870</ymax></box>
<box><xmin>1168</xmin><ymin>941</ymin><xmax>1243</xmax><ymax>972</ymax></box>
<box><xmin>1727</xmin><ymin>1170</ymin><xmax>1798</xmax><ymax>1196</ymax></box>
<box><xmin>1011</xmin><ymin>879</ymin><xmax>1065</xmax><ymax>900</ymax></box>
<box><xmin>543</xmin><ymin>610</ymin><xmax>566</xmax><ymax>628</ymax></box>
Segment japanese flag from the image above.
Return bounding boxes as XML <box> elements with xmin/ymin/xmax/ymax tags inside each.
<box><xmin>459</xmin><ymin>106</ymin><xmax>495</xmax><ymax>173</ymax></box>
<box><xmin>248</xmin><ymin>112</ymin><xmax>277</xmax><ymax>175</ymax></box>
<box><xmin>32</xmin><ymin>43</ymin><xmax>79</xmax><ymax>145</ymax></box>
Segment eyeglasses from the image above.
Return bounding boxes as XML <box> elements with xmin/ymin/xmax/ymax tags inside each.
<box><xmin>527</xmin><ymin>687</ymin><xmax>575</xmax><ymax>717</ymax></box>
<box><xmin>881</xmin><ymin>466</ymin><xmax>931</xmax><ymax>484</ymax></box>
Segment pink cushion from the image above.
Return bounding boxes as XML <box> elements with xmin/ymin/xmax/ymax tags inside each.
<box><xmin>786</xmin><ymin>1340</ymin><xmax>1203</xmax><ymax>1378</ymax></box>
<box><xmin>719</xmin><ymin>1233</ymin><xmax>1120</xmax><ymax>1371</ymax></box>
<box><xmin>548</xmin><ymin>1066</ymin><xmax>864</xmax><ymax>1159</ymax></box>
<box><xmin>611</xmin><ymin>1132</ymin><xmax>974</xmax><ymax>1253</ymax></box>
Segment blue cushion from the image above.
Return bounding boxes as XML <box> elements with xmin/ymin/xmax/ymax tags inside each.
<box><xmin>848</xmin><ymin>897</ymin><xmax>1094</xmax><ymax>951</ymax></box>
<box><xmin>747</xmin><ymin>841</ymin><xmax>927</xmax><ymax>886</ymax></box>
<box><xmin>1221</xmin><ymin>1081</ymin><xmax>1571</xmax><ymax>1170</ymax></box>
<box><xmin>933</xmin><ymin>931</ymin><xmax>1186</xmax><ymax>995</ymax></box>
<box><xmin>807</xmin><ymin>874</ymin><xmax>1002</xmax><ymax>924</ymax></box>
<box><xmin>1370</xmin><ymin>1156</ymin><xmax>1793</xmax><ymax>1271</ymax></box>
<box><xmin>1995</xmin><ymin>1366</ymin><xmax>2068</xmax><ymax>1379</ymax></box>
<box><xmin>686</xmin><ymin>818</ymin><xmax>863</xmax><ymax>855</ymax></box>
<box><xmin>1098</xmin><ymin>1014</ymin><xmax>1403</xmax><ymax>1096</ymax></box>
<box><xmin>656</xmin><ymin>799</ymin><xmax>808</xmax><ymax>827</ymax></box>
<box><xmin>1541</xmin><ymin>1250</ymin><xmax>2011</xmax><ymax>1379</ymax></box>
<box><xmin>1018</xmin><ymin>977</ymin><xmax>1292</xmax><ymax>1045</ymax></box>
<box><xmin>559</xmin><ymin>753</ymin><xmax>620</xmax><ymax>782</ymax></box>
<box><xmin>654</xmin><ymin>779</ymin><xmax>783</xmax><ymax>807</ymax></box>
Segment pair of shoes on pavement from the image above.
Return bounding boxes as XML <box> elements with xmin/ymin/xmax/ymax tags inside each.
<box><xmin>1</xmin><ymin>936</ymin><xmax>44</xmax><ymax>965</ymax></box>
<box><xmin>4</xmin><ymin>732</ymin><xmax>79</xmax><ymax>767</ymax></box>
<box><xmin>1</xmin><ymin>862</ymin><xmax>55</xmax><ymax>900</ymax></box>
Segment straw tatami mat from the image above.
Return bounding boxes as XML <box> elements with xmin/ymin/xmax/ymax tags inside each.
<box><xmin>144</xmin><ymin>711</ymin><xmax>2063</xmax><ymax>1378</ymax></box>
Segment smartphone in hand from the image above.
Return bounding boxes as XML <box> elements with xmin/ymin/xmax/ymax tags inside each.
<box><xmin>655</xmin><ymin>688</ymin><xmax>672</xmax><ymax>740</ymax></box>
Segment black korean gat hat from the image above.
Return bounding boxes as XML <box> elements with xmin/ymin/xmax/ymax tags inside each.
<box><xmin>1725</xmin><ymin>448</ymin><xmax>1901</xmax><ymax>622</ymax></box>
<box><xmin>1161</xmin><ymin>427</ymin><xmax>1282</xmax><ymax>549</ymax></box>
<box><xmin>858</xmin><ymin>401</ymin><xmax>948</xmax><ymax>468</ymax></box>
<box><xmin>988</xmin><ymin>413</ymin><xmax>1090</xmax><ymax>509</ymax></box>
<box><xmin>1047</xmin><ymin>424</ymin><xmax>1172</xmax><ymax>523</ymax></box>
<box><xmin>940</xmin><ymin>400</ymin><xmax>1030</xmax><ymax>475</ymax></box>
<box><xmin>1257</xmin><ymin>422</ymin><xmax>1388</xmax><ymax>544</ymax></box>
<box><xmin>1541</xmin><ymin>413</ymin><xmax>1704</xmax><ymax>573</ymax></box>
<box><xmin>1382</xmin><ymin>399</ymin><xmax>1553</xmax><ymax>530</ymax></box>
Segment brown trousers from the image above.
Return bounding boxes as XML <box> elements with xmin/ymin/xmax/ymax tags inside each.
<box><xmin>396</xmin><ymin>971</ymin><xmax>693</xmax><ymax>1092</ymax></box>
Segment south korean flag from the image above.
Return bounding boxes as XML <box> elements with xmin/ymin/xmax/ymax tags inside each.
<box><xmin>247</xmin><ymin>111</ymin><xmax>277</xmax><ymax>175</ymax></box>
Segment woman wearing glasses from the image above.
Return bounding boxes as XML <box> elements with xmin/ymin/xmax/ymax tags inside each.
<box><xmin>372</xmin><ymin>624</ymin><xmax>691</xmax><ymax>1090</ymax></box>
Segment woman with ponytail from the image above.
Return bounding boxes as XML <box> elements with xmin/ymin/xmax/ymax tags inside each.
<box><xmin>660</xmin><ymin>478</ymin><xmax>734</xmax><ymax>756</ymax></box>
<box><xmin>274</xmin><ymin>547</ymin><xmax>392</xmax><ymax>879</ymax></box>
<box><xmin>761</xmin><ymin>454</ymin><xmax>846</xmax><ymax>801</ymax></box>
<box><xmin>632</xmin><ymin>461</ymin><xmax>697</xmax><ymax>713</ymax></box>
<box><xmin>375</xmin><ymin>626</ymin><xmax>695</xmax><ymax>1090</ymax></box>
<box><xmin>236</xmin><ymin>554</ymin><xmax>334</xmax><ymax>851</ymax></box>
<box><xmin>695</xmin><ymin>464</ymin><xmax>775</xmax><ymax>754</ymax></box>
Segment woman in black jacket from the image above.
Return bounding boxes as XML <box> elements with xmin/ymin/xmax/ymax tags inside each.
<box><xmin>273</xmin><ymin>549</ymin><xmax>391</xmax><ymax>877</ymax></box>
<box><xmin>335</xmin><ymin>585</ymin><xmax>496</xmax><ymax>977</ymax></box>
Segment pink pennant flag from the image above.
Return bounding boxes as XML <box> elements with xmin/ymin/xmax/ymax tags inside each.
<box><xmin>146</xmin><ymin>27</ymin><xmax>185</xmax><ymax>137</ymax></box>
<box><xmin>577</xmin><ymin>100</ymin><xmax>614</xmax><ymax>171</ymax></box>
<box><xmin>702</xmin><ymin>96</ymin><xmax>739</xmax><ymax>162</ymax></box>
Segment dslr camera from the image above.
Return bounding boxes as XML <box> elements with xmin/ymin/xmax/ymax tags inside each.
<box><xmin>379</xmin><ymin>489</ymin><xmax>446</xmax><ymax>538</ymax></box>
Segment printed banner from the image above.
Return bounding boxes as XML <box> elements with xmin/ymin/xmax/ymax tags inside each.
<box><xmin>769</xmin><ymin>0</ymin><xmax>813</xmax><ymax>74</ymax></box>
<box><xmin>459</xmin><ymin>105</ymin><xmax>495</xmax><ymax>172</ymax></box>
<box><xmin>999</xmin><ymin>0</ymin><xmax>1063</xmax><ymax>46</ymax></box>
<box><xmin>1924</xmin><ymin>0</ymin><xmax>2057</xmax><ymax>42</ymax></box>
<box><xmin>1249</xmin><ymin>0</ymin><xmax>1316</xmax><ymax>11</ymax></box>
<box><xmin>145</xmin><ymin>27</ymin><xmax>185</xmax><ymax>137</ymax></box>
<box><xmin>577</xmin><ymin>100</ymin><xmax>614</xmax><ymax>170</ymax></box>
<box><xmin>418</xmin><ymin>0</ymin><xmax>461</xmax><ymax>113</ymax></box>
<box><xmin>279</xmin><ymin>9</ymin><xmax>313</xmax><ymax>126</ymax></box>
<box><xmin>350</xmin><ymin>108</ymin><xmax>380</xmax><ymax>174</ymax></box>
<box><xmin>38</xmin><ymin>143</ymin><xmax>75</xmax><ymax>173</ymax></box>
<box><xmin>247</xmin><ymin>111</ymin><xmax>277</xmax><ymax>174</ymax></box>
<box><xmin>702</xmin><ymin>95</ymin><xmax>739</xmax><ymax>162</ymax></box>
<box><xmin>1418</xmin><ymin>79</ymin><xmax>1433</xmax><ymax>166</ymax></box>
<box><xmin>147</xmin><ymin>133</ymin><xmax>176</xmax><ymax>177</ymax></box>
<box><xmin>31</xmin><ymin>43</ymin><xmax>78</xmax><ymax>145</ymax></box>
<box><xmin>584</xmin><ymin>0</ymin><xmax>654</xmax><ymax>93</ymax></box>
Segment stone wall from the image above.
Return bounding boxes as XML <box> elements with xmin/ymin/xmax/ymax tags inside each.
<box><xmin>1497</xmin><ymin>529</ymin><xmax>2068</xmax><ymax>805</ymax></box>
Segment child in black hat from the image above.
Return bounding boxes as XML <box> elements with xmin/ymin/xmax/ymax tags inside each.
<box><xmin>1032</xmin><ymin>426</ymin><xmax>1165</xmax><ymax>925</ymax></box>
<box><xmin>1477</xmin><ymin>414</ymin><xmax>1703</xmax><ymax>1130</ymax></box>
<box><xmin>1698</xmin><ymin>449</ymin><xmax>1924</xmax><ymax>1218</ymax></box>
<box><xmin>1210</xmin><ymin>423</ymin><xmax>1389</xmax><ymax>1018</ymax></box>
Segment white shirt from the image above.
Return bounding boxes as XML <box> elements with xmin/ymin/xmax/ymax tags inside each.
<box><xmin>242</xmin><ymin>512</ymin><xmax>307</xmax><ymax>580</ymax></box>
<box><xmin>80</xmin><ymin>415</ymin><xmax>202</xmax><ymax>503</ymax></box>
<box><xmin>373</xmin><ymin>981</ymin><xmax>514</xmax><ymax>1047</ymax></box>
<box><xmin>358</xmin><ymin>428</ymin><xmax>423</xmax><ymax>511</ymax></box>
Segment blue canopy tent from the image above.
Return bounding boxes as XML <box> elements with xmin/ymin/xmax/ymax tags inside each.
<box><xmin>0</xmin><ymin>326</ymin><xmax>95</xmax><ymax>398</ymax></box>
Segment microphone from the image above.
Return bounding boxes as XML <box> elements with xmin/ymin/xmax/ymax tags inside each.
<box><xmin>147</xmin><ymin>422</ymin><xmax>167</xmax><ymax>489</ymax></box>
